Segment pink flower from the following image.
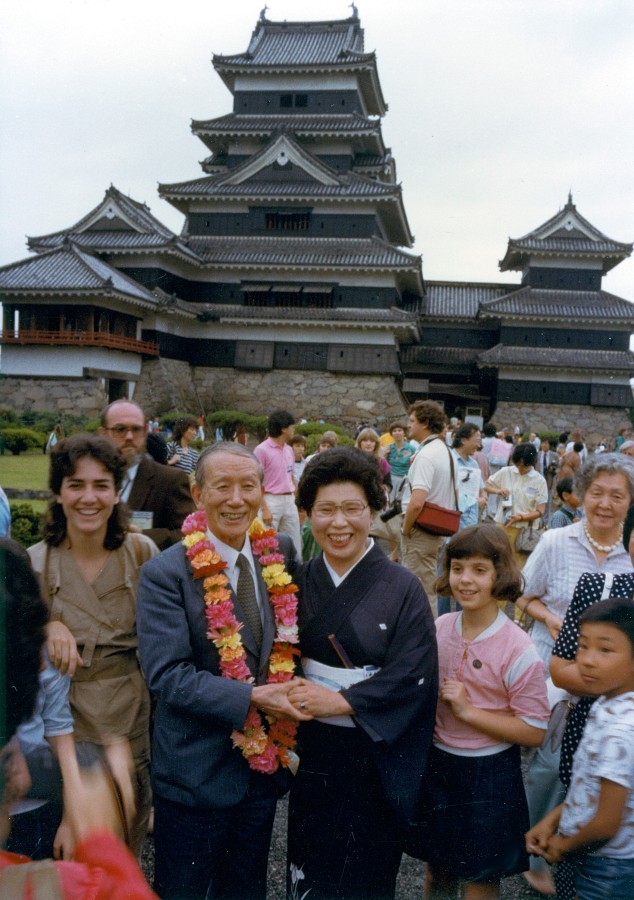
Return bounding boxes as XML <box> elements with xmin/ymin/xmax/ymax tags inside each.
<box><xmin>248</xmin><ymin>743</ymin><xmax>279</xmax><ymax>774</ymax></box>
<box><xmin>221</xmin><ymin>657</ymin><xmax>252</xmax><ymax>681</ymax></box>
<box><xmin>258</xmin><ymin>553</ymin><xmax>285</xmax><ymax>566</ymax></box>
<box><xmin>182</xmin><ymin>510</ymin><xmax>207</xmax><ymax>535</ymax></box>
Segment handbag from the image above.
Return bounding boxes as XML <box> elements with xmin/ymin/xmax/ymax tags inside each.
<box><xmin>516</xmin><ymin>521</ymin><xmax>543</xmax><ymax>553</ymax></box>
<box><xmin>415</xmin><ymin>440</ymin><xmax>461</xmax><ymax>537</ymax></box>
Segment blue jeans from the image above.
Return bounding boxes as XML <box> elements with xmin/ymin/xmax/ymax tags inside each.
<box><xmin>575</xmin><ymin>854</ymin><xmax>634</xmax><ymax>900</ymax></box>
<box><xmin>153</xmin><ymin>775</ymin><xmax>278</xmax><ymax>900</ymax></box>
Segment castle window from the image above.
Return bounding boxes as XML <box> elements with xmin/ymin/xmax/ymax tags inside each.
<box><xmin>280</xmin><ymin>94</ymin><xmax>293</xmax><ymax>108</ymax></box>
<box><xmin>294</xmin><ymin>94</ymin><xmax>308</xmax><ymax>107</ymax></box>
<box><xmin>265</xmin><ymin>211</ymin><xmax>310</xmax><ymax>231</ymax></box>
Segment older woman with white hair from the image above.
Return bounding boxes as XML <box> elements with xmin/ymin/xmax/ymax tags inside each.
<box><xmin>516</xmin><ymin>452</ymin><xmax>634</xmax><ymax>894</ymax></box>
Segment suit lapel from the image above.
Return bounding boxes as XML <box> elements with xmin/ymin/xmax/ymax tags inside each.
<box><xmin>127</xmin><ymin>457</ymin><xmax>153</xmax><ymax>510</ymax></box>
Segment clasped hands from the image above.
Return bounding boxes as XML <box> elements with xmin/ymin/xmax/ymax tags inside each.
<box><xmin>251</xmin><ymin>678</ymin><xmax>354</xmax><ymax>721</ymax></box>
<box><xmin>525</xmin><ymin>817</ymin><xmax>568</xmax><ymax>865</ymax></box>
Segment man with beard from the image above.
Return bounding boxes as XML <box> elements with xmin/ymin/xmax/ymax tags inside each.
<box><xmin>99</xmin><ymin>400</ymin><xmax>195</xmax><ymax>549</ymax></box>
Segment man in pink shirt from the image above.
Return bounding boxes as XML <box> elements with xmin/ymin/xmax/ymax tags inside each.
<box><xmin>254</xmin><ymin>410</ymin><xmax>302</xmax><ymax>555</ymax></box>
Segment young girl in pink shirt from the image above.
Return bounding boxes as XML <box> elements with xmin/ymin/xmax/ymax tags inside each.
<box><xmin>412</xmin><ymin>524</ymin><xmax>550</xmax><ymax>899</ymax></box>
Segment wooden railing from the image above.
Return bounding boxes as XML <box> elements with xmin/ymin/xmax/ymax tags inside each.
<box><xmin>0</xmin><ymin>330</ymin><xmax>160</xmax><ymax>356</ymax></box>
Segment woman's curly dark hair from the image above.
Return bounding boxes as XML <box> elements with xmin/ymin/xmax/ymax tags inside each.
<box><xmin>297</xmin><ymin>446</ymin><xmax>385</xmax><ymax>514</ymax></box>
<box><xmin>42</xmin><ymin>434</ymin><xmax>129</xmax><ymax>549</ymax></box>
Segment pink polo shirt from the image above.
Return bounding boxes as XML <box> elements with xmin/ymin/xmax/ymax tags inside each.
<box><xmin>434</xmin><ymin>610</ymin><xmax>549</xmax><ymax>754</ymax></box>
<box><xmin>254</xmin><ymin>437</ymin><xmax>295</xmax><ymax>494</ymax></box>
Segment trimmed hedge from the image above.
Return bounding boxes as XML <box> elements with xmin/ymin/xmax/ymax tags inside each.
<box><xmin>10</xmin><ymin>502</ymin><xmax>43</xmax><ymax>547</ymax></box>
<box><xmin>0</xmin><ymin>428</ymin><xmax>46</xmax><ymax>455</ymax></box>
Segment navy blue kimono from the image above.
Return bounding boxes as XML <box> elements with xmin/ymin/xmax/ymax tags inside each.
<box><xmin>287</xmin><ymin>542</ymin><xmax>438</xmax><ymax>900</ymax></box>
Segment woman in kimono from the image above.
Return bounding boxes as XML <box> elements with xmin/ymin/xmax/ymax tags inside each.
<box><xmin>287</xmin><ymin>447</ymin><xmax>438</xmax><ymax>900</ymax></box>
<box><xmin>28</xmin><ymin>434</ymin><xmax>158</xmax><ymax>856</ymax></box>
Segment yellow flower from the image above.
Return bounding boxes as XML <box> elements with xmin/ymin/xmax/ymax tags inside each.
<box><xmin>262</xmin><ymin>564</ymin><xmax>292</xmax><ymax>587</ymax></box>
<box><xmin>204</xmin><ymin>574</ymin><xmax>229</xmax><ymax>590</ymax></box>
<box><xmin>183</xmin><ymin>531</ymin><xmax>206</xmax><ymax>548</ymax></box>
<box><xmin>249</xmin><ymin>519</ymin><xmax>266</xmax><ymax>536</ymax></box>
<box><xmin>216</xmin><ymin>633</ymin><xmax>243</xmax><ymax>650</ymax></box>
<box><xmin>269</xmin><ymin>656</ymin><xmax>296</xmax><ymax>674</ymax></box>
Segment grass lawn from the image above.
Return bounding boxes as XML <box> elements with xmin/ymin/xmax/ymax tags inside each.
<box><xmin>0</xmin><ymin>450</ymin><xmax>49</xmax><ymax>492</ymax></box>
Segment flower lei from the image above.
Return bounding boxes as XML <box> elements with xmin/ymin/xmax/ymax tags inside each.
<box><xmin>182</xmin><ymin>510</ymin><xmax>300</xmax><ymax>773</ymax></box>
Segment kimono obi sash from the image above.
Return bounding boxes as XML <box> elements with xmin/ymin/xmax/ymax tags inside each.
<box><xmin>302</xmin><ymin>657</ymin><xmax>380</xmax><ymax>727</ymax></box>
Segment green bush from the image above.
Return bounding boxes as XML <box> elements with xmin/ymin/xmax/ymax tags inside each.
<box><xmin>10</xmin><ymin>502</ymin><xmax>43</xmax><ymax>547</ymax></box>
<box><xmin>295</xmin><ymin>422</ymin><xmax>350</xmax><ymax>439</ymax></box>
<box><xmin>0</xmin><ymin>428</ymin><xmax>46</xmax><ymax>455</ymax></box>
<box><xmin>206</xmin><ymin>411</ymin><xmax>268</xmax><ymax>442</ymax></box>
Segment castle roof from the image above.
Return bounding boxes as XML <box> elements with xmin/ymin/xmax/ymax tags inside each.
<box><xmin>0</xmin><ymin>243</ymin><xmax>159</xmax><ymax>309</ymax></box>
<box><xmin>27</xmin><ymin>186</ymin><xmax>197</xmax><ymax>262</ymax></box>
<box><xmin>212</xmin><ymin>14</ymin><xmax>386</xmax><ymax>115</ymax></box>
<box><xmin>409</xmin><ymin>281</ymin><xmax>517</xmax><ymax>320</ymax></box>
<box><xmin>499</xmin><ymin>195</ymin><xmax>632</xmax><ymax>274</ymax></box>
<box><xmin>478</xmin><ymin>344</ymin><xmax>634</xmax><ymax>375</ymax></box>
<box><xmin>479</xmin><ymin>286</ymin><xmax>634</xmax><ymax>325</ymax></box>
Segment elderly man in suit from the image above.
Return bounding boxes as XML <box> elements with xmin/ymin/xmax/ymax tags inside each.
<box><xmin>99</xmin><ymin>399</ymin><xmax>195</xmax><ymax>549</ymax></box>
<box><xmin>136</xmin><ymin>442</ymin><xmax>307</xmax><ymax>900</ymax></box>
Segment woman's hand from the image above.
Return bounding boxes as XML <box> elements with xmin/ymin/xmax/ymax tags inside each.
<box><xmin>506</xmin><ymin>513</ymin><xmax>524</xmax><ymax>525</ymax></box>
<box><xmin>544</xmin><ymin>611</ymin><xmax>563</xmax><ymax>642</ymax></box>
<box><xmin>440</xmin><ymin>678</ymin><xmax>471</xmax><ymax>719</ymax></box>
<box><xmin>251</xmin><ymin>680</ymin><xmax>312</xmax><ymax>721</ymax></box>
<box><xmin>53</xmin><ymin>814</ymin><xmax>75</xmax><ymax>860</ymax></box>
<box><xmin>47</xmin><ymin>620</ymin><xmax>83</xmax><ymax>676</ymax></box>
<box><xmin>288</xmin><ymin>678</ymin><xmax>354</xmax><ymax>719</ymax></box>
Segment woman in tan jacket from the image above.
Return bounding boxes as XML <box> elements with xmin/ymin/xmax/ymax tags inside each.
<box><xmin>28</xmin><ymin>434</ymin><xmax>158</xmax><ymax>856</ymax></box>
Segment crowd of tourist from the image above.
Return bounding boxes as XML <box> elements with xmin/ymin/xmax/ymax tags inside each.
<box><xmin>1</xmin><ymin>401</ymin><xmax>634</xmax><ymax>899</ymax></box>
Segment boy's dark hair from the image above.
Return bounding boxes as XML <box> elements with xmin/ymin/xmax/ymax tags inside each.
<box><xmin>511</xmin><ymin>442</ymin><xmax>537</xmax><ymax>468</ymax></box>
<box><xmin>556</xmin><ymin>477</ymin><xmax>574</xmax><ymax>501</ymax></box>
<box><xmin>267</xmin><ymin>409</ymin><xmax>295</xmax><ymax>438</ymax></box>
<box><xmin>483</xmin><ymin>422</ymin><xmax>497</xmax><ymax>438</ymax></box>
<box><xmin>452</xmin><ymin>423</ymin><xmax>480</xmax><ymax>449</ymax></box>
<box><xmin>1</xmin><ymin>543</ymin><xmax>49</xmax><ymax>743</ymax></box>
<box><xmin>435</xmin><ymin>523</ymin><xmax>523</xmax><ymax>603</ymax></box>
<box><xmin>407</xmin><ymin>400</ymin><xmax>446</xmax><ymax>436</ymax></box>
<box><xmin>573</xmin><ymin>441</ymin><xmax>585</xmax><ymax>453</ymax></box>
<box><xmin>289</xmin><ymin>434</ymin><xmax>306</xmax><ymax>447</ymax></box>
<box><xmin>43</xmin><ymin>434</ymin><xmax>128</xmax><ymax>550</ymax></box>
<box><xmin>389</xmin><ymin>421</ymin><xmax>407</xmax><ymax>435</ymax></box>
<box><xmin>559</xmin><ymin>433</ymin><xmax>569</xmax><ymax>444</ymax></box>
<box><xmin>580</xmin><ymin>597</ymin><xmax>634</xmax><ymax>653</ymax></box>
<box><xmin>297</xmin><ymin>447</ymin><xmax>385</xmax><ymax>514</ymax></box>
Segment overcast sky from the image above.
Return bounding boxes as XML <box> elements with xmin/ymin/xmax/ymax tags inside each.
<box><xmin>1</xmin><ymin>0</ymin><xmax>633</xmax><ymax>299</ymax></box>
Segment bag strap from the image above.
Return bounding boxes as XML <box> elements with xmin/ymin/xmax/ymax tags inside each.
<box><xmin>601</xmin><ymin>573</ymin><xmax>614</xmax><ymax>601</ymax></box>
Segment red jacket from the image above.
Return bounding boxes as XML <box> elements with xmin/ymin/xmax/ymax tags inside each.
<box><xmin>0</xmin><ymin>830</ymin><xmax>156</xmax><ymax>899</ymax></box>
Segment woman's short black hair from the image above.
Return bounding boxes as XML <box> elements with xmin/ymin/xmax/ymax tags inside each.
<box><xmin>267</xmin><ymin>409</ymin><xmax>295</xmax><ymax>438</ymax></box>
<box><xmin>435</xmin><ymin>523</ymin><xmax>524</xmax><ymax>603</ymax></box>
<box><xmin>511</xmin><ymin>443</ymin><xmax>537</xmax><ymax>468</ymax></box>
<box><xmin>43</xmin><ymin>434</ymin><xmax>129</xmax><ymax>550</ymax></box>
<box><xmin>483</xmin><ymin>422</ymin><xmax>497</xmax><ymax>438</ymax></box>
<box><xmin>297</xmin><ymin>447</ymin><xmax>385</xmax><ymax>514</ymax></box>
<box><xmin>1</xmin><ymin>542</ymin><xmax>49</xmax><ymax>742</ymax></box>
<box><xmin>580</xmin><ymin>597</ymin><xmax>634</xmax><ymax>654</ymax></box>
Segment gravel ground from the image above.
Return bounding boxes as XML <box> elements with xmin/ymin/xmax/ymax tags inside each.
<box><xmin>141</xmin><ymin>795</ymin><xmax>542</xmax><ymax>898</ymax></box>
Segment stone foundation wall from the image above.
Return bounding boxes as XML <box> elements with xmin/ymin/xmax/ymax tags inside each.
<box><xmin>0</xmin><ymin>376</ymin><xmax>107</xmax><ymax>417</ymax></box>
<box><xmin>493</xmin><ymin>401</ymin><xmax>632</xmax><ymax>447</ymax></box>
<box><xmin>135</xmin><ymin>359</ymin><xmax>408</xmax><ymax>428</ymax></box>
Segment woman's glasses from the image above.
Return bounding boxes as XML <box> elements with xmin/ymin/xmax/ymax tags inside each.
<box><xmin>311</xmin><ymin>501</ymin><xmax>369</xmax><ymax>519</ymax></box>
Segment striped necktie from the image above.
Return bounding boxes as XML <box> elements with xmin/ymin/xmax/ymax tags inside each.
<box><xmin>236</xmin><ymin>554</ymin><xmax>262</xmax><ymax>649</ymax></box>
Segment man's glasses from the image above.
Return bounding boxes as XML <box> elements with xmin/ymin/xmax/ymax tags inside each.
<box><xmin>106</xmin><ymin>425</ymin><xmax>145</xmax><ymax>437</ymax></box>
<box><xmin>312</xmin><ymin>501</ymin><xmax>369</xmax><ymax>519</ymax></box>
